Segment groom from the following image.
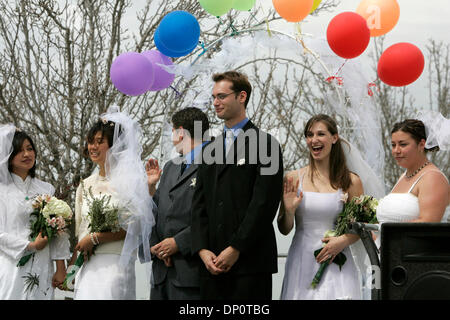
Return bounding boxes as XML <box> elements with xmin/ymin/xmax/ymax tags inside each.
<box><xmin>191</xmin><ymin>71</ymin><xmax>284</xmax><ymax>299</ymax></box>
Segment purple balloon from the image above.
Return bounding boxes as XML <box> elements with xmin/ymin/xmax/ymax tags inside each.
<box><xmin>141</xmin><ymin>50</ymin><xmax>175</xmax><ymax>91</ymax></box>
<box><xmin>110</xmin><ymin>52</ymin><xmax>154</xmax><ymax>96</ymax></box>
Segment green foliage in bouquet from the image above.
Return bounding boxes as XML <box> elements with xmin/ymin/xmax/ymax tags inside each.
<box><xmin>311</xmin><ymin>195</ymin><xmax>379</xmax><ymax>289</ymax></box>
<box><xmin>334</xmin><ymin>195</ymin><xmax>379</xmax><ymax>236</ymax></box>
<box><xmin>84</xmin><ymin>186</ymin><xmax>121</xmax><ymax>233</ymax></box>
<box><xmin>61</xmin><ymin>183</ymin><xmax>122</xmax><ymax>291</ymax></box>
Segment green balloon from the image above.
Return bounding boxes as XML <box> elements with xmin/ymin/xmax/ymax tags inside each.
<box><xmin>232</xmin><ymin>0</ymin><xmax>256</xmax><ymax>11</ymax></box>
<box><xmin>199</xmin><ymin>0</ymin><xmax>233</xmax><ymax>17</ymax></box>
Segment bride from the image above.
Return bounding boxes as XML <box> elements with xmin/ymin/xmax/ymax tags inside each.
<box><xmin>69</xmin><ymin>106</ymin><xmax>154</xmax><ymax>300</ymax></box>
<box><xmin>278</xmin><ymin>114</ymin><xmax>377</xmax><ymax>300</ymax></box>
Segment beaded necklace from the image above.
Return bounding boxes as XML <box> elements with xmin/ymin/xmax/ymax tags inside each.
<box><xmin>405</xmin><ymin>161</ymin><xmax>430</xmax><ymax>179</ymax></box>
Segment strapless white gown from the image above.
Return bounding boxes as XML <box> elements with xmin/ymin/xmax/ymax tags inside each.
<box><xmin>377</xmin><ymin>170</ymin><xmax>449</xmax><ymax>225</ymax></box>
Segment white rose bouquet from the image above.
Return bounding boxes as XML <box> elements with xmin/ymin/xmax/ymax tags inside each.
<box><xmin>17</xmin><ymin>194</ymin><xmax>73</xmax><ymax>267</ymax></box>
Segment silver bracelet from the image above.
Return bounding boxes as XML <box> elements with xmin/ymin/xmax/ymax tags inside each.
<box><xmin>93</xmin><ymin>232</ymin><xmax>100</xmax><ymax>245</ymax></box>
<box><xmin>90</xmin><ymin>232</ymin><xmax>99</xmax><ymax>246</ymax></box>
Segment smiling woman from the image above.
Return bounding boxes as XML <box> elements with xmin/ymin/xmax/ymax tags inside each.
<box><xmin>277</xmin><ymin>114</ymin><xmax>365</xmax><ymax>300</ymax></box>
<box><xmin>0</xmin><ymin>126</ymin><xmax>70</xmax><ymax>300</ymax></box>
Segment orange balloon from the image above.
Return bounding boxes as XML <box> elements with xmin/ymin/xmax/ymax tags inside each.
<box><xmin>356</xmin><ymin>0</ymin><xmax>400</xmax><ymax>37</ymax></box>
<box><xmin>272</xmin><ymin>0</ymin><xmax>314</xmax><ymax>23</ymax></box>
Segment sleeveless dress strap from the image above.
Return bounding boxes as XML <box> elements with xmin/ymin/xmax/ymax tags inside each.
<box><xmin>391</xmin><ymin>172</ymin><xmax>406</xmax><ymax>192</ymax></box>
<box><xmin>408</xmin><ymin>169</ymin><xmax>448</xmax><ymax>193</ymax></box>
<box><xmin>297</xmin><ymin>169</ymin><xmax>305</xmax><ymax>195</ymax></box>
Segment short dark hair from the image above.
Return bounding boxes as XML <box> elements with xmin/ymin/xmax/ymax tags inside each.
<box><xmin>83</xmin><ymin>119</ymin><xmax>118</xmax><ymax>158</ymax></box>
<box><xmin>391</xmin><ymin>119</ymin><xmax>438</xmax><ymax>152</ymax></box>
<box><xmin>212</xmin><ymin>71</ymin><xmax>252</xmax><ymax>108</ymax></box>
<box><xmin>8</xmin><ymin>130</ymin><xmax>37</xmax><ymax>178</ymax></box>
<box><xmin>171</xmin><ymin>107</ymin><xmax>210</xmax><ymax>141</ymax></box>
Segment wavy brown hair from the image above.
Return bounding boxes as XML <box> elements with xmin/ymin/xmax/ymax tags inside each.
<box><xmin>304</xmin><ymin>114</ymin><xmax>352</xmax><ymax>191</ymax></box>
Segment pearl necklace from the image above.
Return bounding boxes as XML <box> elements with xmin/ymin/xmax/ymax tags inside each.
<box><xmin>406</xmin><ymin>161</ymin><xmax>430</xmax><ymax>179</ymax></box>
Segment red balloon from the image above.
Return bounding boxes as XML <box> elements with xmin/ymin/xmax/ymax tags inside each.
<box><xmin>377</xmin><ymin>43</ymin><xmax>425</xmax><ymax>87</ymax></box>
<box><xmin>326</xmin><ymin>12</ymin><xmax>370</xmax><ymax>59</ymax></box>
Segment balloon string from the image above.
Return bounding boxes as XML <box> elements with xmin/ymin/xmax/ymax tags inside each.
<box><xmin>367</xmin><ymin>82</ymin><xmax>379</xmax><ymax>97</ymax></box>
<box><xmin>228</xmin><ymin>21</ymin><xmax>239</xmax><ymax>37</ymax></box>
<box><xmin>197</xmin><ymin>41</ymin><xmax>208</xmax><ymax>58</ymax></box>
<box><xmin>335</xmin><ymin>59</ymin><xmax>348</xmax><ymax>75</ymax></box>
<box><xmin>169</xmin><ymin>85</ymin><xmax>182</xmax><ymax>98</ymax></box>
<box><xmin>265</xmin><ymin>18</ymin><xmax>272</xmax><ymax>37</ymax></box>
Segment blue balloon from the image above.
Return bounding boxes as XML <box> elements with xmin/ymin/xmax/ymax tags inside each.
<box><xmin>154</xmin><ymin>28</ymin><xmax>198</xmax><ymax>58</ymax></box>
<box><xmin>154</xmin><ymin>11</ymin><xmax>200</xmax><ymax>58</ymax></box>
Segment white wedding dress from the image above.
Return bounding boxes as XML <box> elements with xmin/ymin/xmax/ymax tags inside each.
<box><xmin>377</xmin><ymin>170</ymin><xmax>449</xmax><ymax>225</ymax></box>
<box><xmin>0</xmin><ymin>173</ymin><xmax>70</xmax><ymax>300</ymax></box>
<box><xmin>281</xmin><ymin>172</ymin><xmax>361</xmax><ymax>300</ymax></box>
<box><xmin>73</xmin><ymin>172</ymin><xmax>136</xmax><ymax>300</ymax></box>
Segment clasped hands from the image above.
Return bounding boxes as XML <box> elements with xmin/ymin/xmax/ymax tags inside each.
<box><xmin>151</xmin><ymin>237</ymin><xmax>178</xmax><ymax>267</ymax></box>
<box><xmin>199</xmin><ymin>246</ymin><xmax>240</xmax><ymax>275</ymax></box>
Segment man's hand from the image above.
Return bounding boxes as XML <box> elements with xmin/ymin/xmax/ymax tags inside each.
<box><xmin>214</xmin><ymin>246</ymin><xmax>240</xmax><ymax>272</ymax></box>
<box><xmin>199</xmin><ymin>249</ymin><xmax>226</xmax><ymax>275</ymax></box>
<box><xmin>151</xmin><ymin>237</ymin><xmax>178</xmax><ymax>260</ymax></box>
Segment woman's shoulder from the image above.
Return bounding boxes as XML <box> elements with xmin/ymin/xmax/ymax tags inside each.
<box><xmin>284</xmin><ymin>166</ymin><xmax>308</xmax><ymax>180</ymax></box>
<box><xmin>417</xmin><ymin>167</ymin><xmax>449</xmax><ymax>188</ymax></box>
<box><xmin>349</xmin><ymin>171</ymin><xmax>363</xmax><ymax>185</ymax></box>
<box><xmin>32</xmin><ymin>177</ymin><xmax>55</xmax><ymax>195</ymax></box>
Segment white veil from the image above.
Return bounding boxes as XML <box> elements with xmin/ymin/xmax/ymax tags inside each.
<box><xmin>0</xmin><ymin>124</ymin><xmax>16</xmax><ymax>185</ymax></box>
<box><xmin>417</xmin><ymin>110</ymin><xmax>450</xmax><ymax>151</ymax></box>
<box><xmin>100</xmin><ymin>106</ymin><xmax>155</xmax><ymax>266</ymax></box>
<box><xmin>341</xmin><ymin>138</ymin><xmax>385</xmax><ymax>300</ymax></box>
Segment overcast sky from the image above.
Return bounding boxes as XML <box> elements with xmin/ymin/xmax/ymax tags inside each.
<box><xmin>261</xmin><ymin>0</ymin><xmax>450</xmax><ymax>109</ymax></box>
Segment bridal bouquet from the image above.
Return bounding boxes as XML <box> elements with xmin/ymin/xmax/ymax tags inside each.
<box><xmin>310</xmin><ymin>194</ymin><xmax>379</xmax><ymax>289</ymax></box>
<box><xmin>17</xmin><ymin>195</ymin><xmax>73</xmax><ymax>267</ymax></box>
<box><xmin>62</xmin><ymin>185</ymin><xmax>122</xmax><ymax>290</ymax></box>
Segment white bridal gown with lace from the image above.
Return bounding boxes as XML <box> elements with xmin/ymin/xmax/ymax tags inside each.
<box><xmin>0</xmin><ymin>173</ymin><xmax>70</xmax><ymax>300</ymax></box>
<box><xmin>281</xmin><ymin>173</ymin><xmax>361</xmax><ymax>300</ymax></box>
<box><xmin>73</xmin><ymin>172</ymin><xmax>136</xmax><ymax>300</ymax></box>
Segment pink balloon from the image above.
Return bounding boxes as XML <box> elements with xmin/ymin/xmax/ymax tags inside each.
<box><xmin>110</xmin><ymin>52</ymin><xmax>154</xmax><ymax>96</ymax></box>
<box><xmin>141</xmin><ymin>50</ymin><xmax>175</xmax><ymax>91</ymax></box>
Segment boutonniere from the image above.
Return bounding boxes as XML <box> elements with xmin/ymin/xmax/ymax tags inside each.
<box><xmin>190</xmin><ymin>178</ymin><xmax>196</xmax><ymax>188</ymax></box>
<box><xmin>237</xmin><ymin>158</ymin><xmax>245</xmax><ymax>166</ymax></box>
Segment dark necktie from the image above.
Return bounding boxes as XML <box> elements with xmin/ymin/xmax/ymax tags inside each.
<box><xmin>180</xmin><ymin>162</ymin><xmax>187</xmax><ymax>176</ymax></box>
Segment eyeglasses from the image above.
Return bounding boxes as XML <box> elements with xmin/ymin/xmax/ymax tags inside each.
<box><xmin>210</xmin><ymin>92</ymin><xmax>236</xmax><ymax>103</ymax></box>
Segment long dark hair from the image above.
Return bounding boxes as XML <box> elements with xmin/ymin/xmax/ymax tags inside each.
<box><xmin>391</xmin><ymin>119</ymin><xmax>439</xmax><ymax>153</ymax></box>
<box><xmin>304</xmin><ymin>114</ymin><xmax>352</xmax><ymax>191</ymax></box>
<box><xmin>8</xmin><ymin>130</ymin><xmax>37</xmax><ymax>178</ymax></box>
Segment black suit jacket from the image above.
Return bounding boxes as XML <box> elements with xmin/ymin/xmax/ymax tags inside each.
<box><xmin>191</xmin><ymin>120</ymin><xmax>283</xmax><ymax>276</ymax></box>
<box><xmin>150</xmin><ymin>156</ymin><xmax>203</xmax><ymax>288</ymax></box>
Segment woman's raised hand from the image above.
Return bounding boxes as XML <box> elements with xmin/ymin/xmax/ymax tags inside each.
<box><xmin>283</xmin><ymin>176</ymin><xmax>303</xmax><ymax>215</ymax></box>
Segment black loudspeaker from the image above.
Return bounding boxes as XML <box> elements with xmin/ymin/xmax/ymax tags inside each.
<box><xmin>381</xmin><ymin>223</ymin><xmax>450</xmax><ymax>300</ymax></box>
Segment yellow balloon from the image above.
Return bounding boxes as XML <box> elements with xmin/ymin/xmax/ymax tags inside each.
<box><xmin>310</xmin><ymin>0</ymin><xmax>322</xmax><ymax>13</ymax></box>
